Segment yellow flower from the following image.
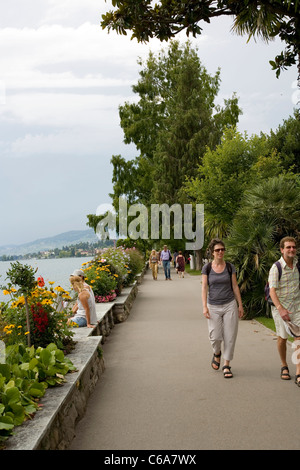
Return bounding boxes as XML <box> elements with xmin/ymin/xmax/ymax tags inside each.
<box><xmin>3</xmin><ymin>290</ymin><xmax>10</xmax><ymax>295</ymax></box>
<box><xmin>55</xmin><ymin>286</ymin><xmax>65</xmax><ymax>292</ymax></box>
<box><xmin>49</xmin><ymin>281</ymin><xmax>55</xmax><ymax>285</ymax></box>
<box><xmin>62</xmin><ymin>293</ymin><xmax>71</xmax><ymax>300</ymax></box>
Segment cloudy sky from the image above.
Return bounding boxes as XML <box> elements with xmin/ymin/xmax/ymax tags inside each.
<box><xmin>0</xmin><ymin>1</ymin><xmax>297</xmax><ymax>246</ymax></box>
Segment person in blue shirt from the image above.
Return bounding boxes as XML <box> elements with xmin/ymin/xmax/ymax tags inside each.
<box><xmin>160</xmin><ymin>245</ymin><xmax>172</xmax><ymax>280</ymax></box>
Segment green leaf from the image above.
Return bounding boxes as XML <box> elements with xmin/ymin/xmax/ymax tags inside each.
<box><xmin>0</xmin><ymin>416</ymin><xmax>14</xmax><ymax>431</ymax></box>
<box><xmin>28</xmin><ymin>381</ymin><xmax>47</xmax><ymax>398</ymax></box>
<box><xmin>10</xmin><ymin>404</ymin><xmax>25</xmax><ymax>425</ymax></box>
<box><xmin>6</xmin><ymin>386</ymin><xmax>21</xmax><ymax>406</ymax></box>
<box><xmin>0</xmin><ymin>364</ymin><xmax>11</xmax><ymax>381</ymax></box>
<box><xmin>39</xmin><ymin>349</ymin><xmax>53</xmax><ymax>367</ymax></box>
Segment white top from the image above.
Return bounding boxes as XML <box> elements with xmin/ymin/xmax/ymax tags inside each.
<box><xmin>73</xmin><ymin>287</ymin><xmax>97</xmax><ymax>324</ymax></box>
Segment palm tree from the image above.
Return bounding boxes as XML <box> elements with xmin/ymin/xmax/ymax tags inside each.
<box><xmin>226</xmin><ymin>174</ymin><xmax>300</xmax><ymax>318</ymax></box>
<box><xmin>231</xmin><ymin>1</ymin><xmax>300</xmax><ymax>84</ymax></box>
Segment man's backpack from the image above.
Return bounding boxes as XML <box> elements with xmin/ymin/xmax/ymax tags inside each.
<box><xmin>265</xmin><ymin>260</ymin><xmax>300</xmax><ymax>306</ymax></box>
<box><xmin>206</xmin><ymin>261</ymin><xmax>233</xmax><ymax>290</ymax></box>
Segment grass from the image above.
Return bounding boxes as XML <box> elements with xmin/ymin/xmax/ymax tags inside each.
<box><xmin>255</xmin><ymin>316</ymin><xmax>295</xmax><ymax>342</ymax></box>
<box><xmin>255</xmin><ymin>316</ymin><xmax>276</xmax><ymax>333</ymax></box>
<box><xmin>185</xmin><ymin>265</ymin><xmax>202</xmax><ymax>276</ymax></box>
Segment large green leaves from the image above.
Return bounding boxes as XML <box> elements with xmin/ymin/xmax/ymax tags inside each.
<box><xmin>0</xmin><ymin>343</ymin><xmax>76</xmax><ymax>443</ymax></box>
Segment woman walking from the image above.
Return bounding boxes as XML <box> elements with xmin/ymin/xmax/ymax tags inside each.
<box><xmin>202</xmin><ymin>238</ymin><xmax>244</xmax><ymax>378</ymax></box>
<box><xmin>149</xmin><ymin>249</ymin><xmax>159</xmax><ymax>280</ymax></box>
<box><xmin>176</xmin><ymin>251</ymin><xmax>185</xmax><ymax>278</ymax></box>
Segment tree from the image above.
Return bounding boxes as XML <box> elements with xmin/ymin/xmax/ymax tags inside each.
<box><xmin>265</xmin><ymin>109</ymin><xmax>300</xmax><ymax>173</ymax></box>
<box><xmin>96</xmin><ymin>41</ymin><xmax>241</xmax><ymax>261</ymax></box>
<box><xmin>226</xmin><ymin>174</ymin><xmax>300</xmax><ymax>318</ymax></box>
<box><xmin>110</xmin><ymin>41</ymin><xmax>241</xmax><ymax>207</ymax></box>
<box><xmin>2</xmin><ymin>262</ymin><xmax>37</xmax><ymax>347</ymax></box>
<box><xmin>182</xmin><ymin>127</ymin><xmax>285</xmax><ymax>239</ymax></box>
<box><xmin>101</xmin><ymin>1</ymin><xmax>300</xmax><ymax>83</ymax></box>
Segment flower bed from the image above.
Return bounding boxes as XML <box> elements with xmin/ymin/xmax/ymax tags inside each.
<box><xmin>1</xmin><ymin>269</ymin><xmax>74</xmax><ymax>351</ymax></box>
<box><xmin>0</xmin><ymin>262</ymin><xmax>77</xmax><ymax>446</ymax></box>
<box><xmin>82</xmin><ymin>246</ymin><xmax>144</xmax><ymax>303</ymax></box>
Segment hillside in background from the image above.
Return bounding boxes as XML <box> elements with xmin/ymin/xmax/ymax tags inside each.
<box><xmin>0</xmin><ymin>229</ymin><xmax>100</xmax><ymax>256</ymax></box>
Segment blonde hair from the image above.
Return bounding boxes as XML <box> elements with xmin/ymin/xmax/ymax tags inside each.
<box><xmin>70</xmin><ymin>275</ymin><xmax>85</xmax><ymax>293</ymax></box>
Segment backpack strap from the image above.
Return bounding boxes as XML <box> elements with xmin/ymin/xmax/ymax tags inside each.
<box><xmin>225</xmin><ymin>261</ymin><xmax>233</xmax><ymax>291</ymax></box>
<box><xmin>206</xmin><ymin>262</ymin><xmax>212</xmax><ymax>285</ymax></box>
<box><xmin>274</xmin><ymin>260</ymin><xmax>282</xmax><ymax>281</ymax></box>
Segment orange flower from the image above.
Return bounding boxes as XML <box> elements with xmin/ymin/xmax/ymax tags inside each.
<box><xmin>37</xmin><ymin>276</ymin><xmax>45</xmax><ymax>287</ymax></box>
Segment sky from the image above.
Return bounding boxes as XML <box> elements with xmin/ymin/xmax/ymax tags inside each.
<box><xmin>0</xmin><ymin>0</ymin><xmax>298</xmax><ymax>247</ymax></box>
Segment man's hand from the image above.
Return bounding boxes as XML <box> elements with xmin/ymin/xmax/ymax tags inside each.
<box><xmin>277</xmin><ymin>305</ymin><xmax>292</xmax><ymax>322</ymax></box>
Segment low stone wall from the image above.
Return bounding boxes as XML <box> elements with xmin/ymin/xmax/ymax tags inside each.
<box><xmin>3</xmin><ymin>267</ymin><xmax>147</xmax><ymax>451</ymax></box>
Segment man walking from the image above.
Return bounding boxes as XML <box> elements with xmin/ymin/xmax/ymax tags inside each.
<box><xmin>268</xmin><ymin>236</ymin><xmax>300</xmax><ymax>386</ymax></box>
<box><xmin>160</xmin><ymin>245</ymin><xmax>172</xmax><ymax>280</ymax></box>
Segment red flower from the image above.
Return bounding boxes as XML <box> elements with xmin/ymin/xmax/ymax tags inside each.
<box><xmin>31</xmin><ymin>302</ymin><xmax>49</xmax><ymax>333</ymax></box>
<box><xmin>37</xmin><ymin>276</ymin><xmax>45</xmax><ymax>287</ymax></box>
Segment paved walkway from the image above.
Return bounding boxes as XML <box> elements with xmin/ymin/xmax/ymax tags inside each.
<box><xmin>69</xmin><ymin>267</ymin><xmax>300</xmax><ymax>450</ymax></box>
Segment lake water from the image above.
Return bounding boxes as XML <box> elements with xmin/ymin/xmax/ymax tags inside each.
<box><xmin>0</xmin><ymin>257</ymin><xmax>93</xmax><ymax>302</ymax></box>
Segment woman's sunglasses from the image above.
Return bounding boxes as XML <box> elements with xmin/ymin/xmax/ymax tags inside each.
<box><xmin>214</xmin><ymin>248</ymin><xmax>225</xmax><ymax>252</ymax></box>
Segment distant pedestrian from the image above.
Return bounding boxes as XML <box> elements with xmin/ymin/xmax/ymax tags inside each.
<box><xmin>160</xmin><ymin>245</ymin><xmax>172</xmax><ymax>280</ymax></box>
<box><xmin>149</xmin><ymin>249</ymin><xmax>159</xmax><ymax>280</ymax></box>
<box><xmin>173</xmin><ymin>249</ymin><xmax>179</xmax><ymax>272</ymax></box>
<box><xmin>268</xmin><ymin>236</ymin><xmax>300</xmax><ymax>386</ymax></box>
<box><xmin>176</xmin><ymin>251</ymin><xmax>185</xmax><ymax>278</ymax></box>
<box><xmin>202</xmin><ymin>238</ymin><xmax>244</xmax><ymax>378</ymax></box>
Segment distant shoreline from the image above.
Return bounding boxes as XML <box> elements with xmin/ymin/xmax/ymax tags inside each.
<box><xmin>0</xmin><ymin>240</ymin><xmax>114</xmax><ymax>262</ymax></box>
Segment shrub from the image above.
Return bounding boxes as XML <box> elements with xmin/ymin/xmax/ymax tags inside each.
<box><xmin>123</xmin><ymin>248</ymin><xmax>145</xmax><ymax>286</ymax></box>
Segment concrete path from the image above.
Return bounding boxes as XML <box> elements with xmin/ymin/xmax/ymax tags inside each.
<box><xmin>69</xmin><ymin>267</ymin><xmax>300</xmax><ymax>450</ymax></box>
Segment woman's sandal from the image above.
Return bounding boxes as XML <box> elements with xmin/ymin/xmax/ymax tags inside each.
<box><xmin>211</xmin><ymin>352</ymin><xmax>221</xmax><ymax>370</ymax></box>
<box><xmin>222</xmin><ymin>365</ymin><xmax>233</xmax><ymax>378</ymax></box>
<box><xmin>281</xmin><ymin>366</ymin><xmax>291</xmax><ymax>380</ymax></box>
<box><xmin>295</xmin><ymin>374</ymin><xmax>300</xmax><ymax>387</ymax></box>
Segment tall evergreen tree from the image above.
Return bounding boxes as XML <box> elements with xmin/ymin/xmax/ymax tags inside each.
<box><xmin>110</xmin><ymin>40</ymin><xmax>241</xmax><ymax>208</ymax></box>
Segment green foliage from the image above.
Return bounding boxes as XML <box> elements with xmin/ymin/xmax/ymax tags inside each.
<box><xmin>182</xmin><ymin>128</ymin><xmax>286</xmax><ymax>239</ymax></box>
<box><xmin>1</xmin><ymin>262</ymin><xmax>39</xmax><ymax>347</ymax></box>
<box><xmin>0</xmin><ymin>343</ymin><xmax>76</xmax><ymax>444</ymax></box>
<box><xmin>227</xmin><ymin>174</ymin><xmax>300</xmax><ymax>318</ymax></box>
<box><xmin>4</xmin><ymin>261</ymin><xmax>37</xmax><ymax>297</ymax></box>
<box><xmin>124</xmin><ymin>248</ymin><xmax>145</xmax><ymax>285</ymax></box>
<box><xmin>112</xmin><ymin>41</ymin><xmax>241</xmax><ymax>208</ymax></box>
<box><xmin>1</xmin><ymin>273</ymin><xmax>74</xmax><ymax>351</ymax></box>
<box><xmin>101</xmin><ymin>1</ymin><xmax>300</xmax><ymax>79</ymax></box>
<box><xmin>265</xmin><ymin>110</ymin><xmax>300</xmax><ymax>173</ymax></box>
